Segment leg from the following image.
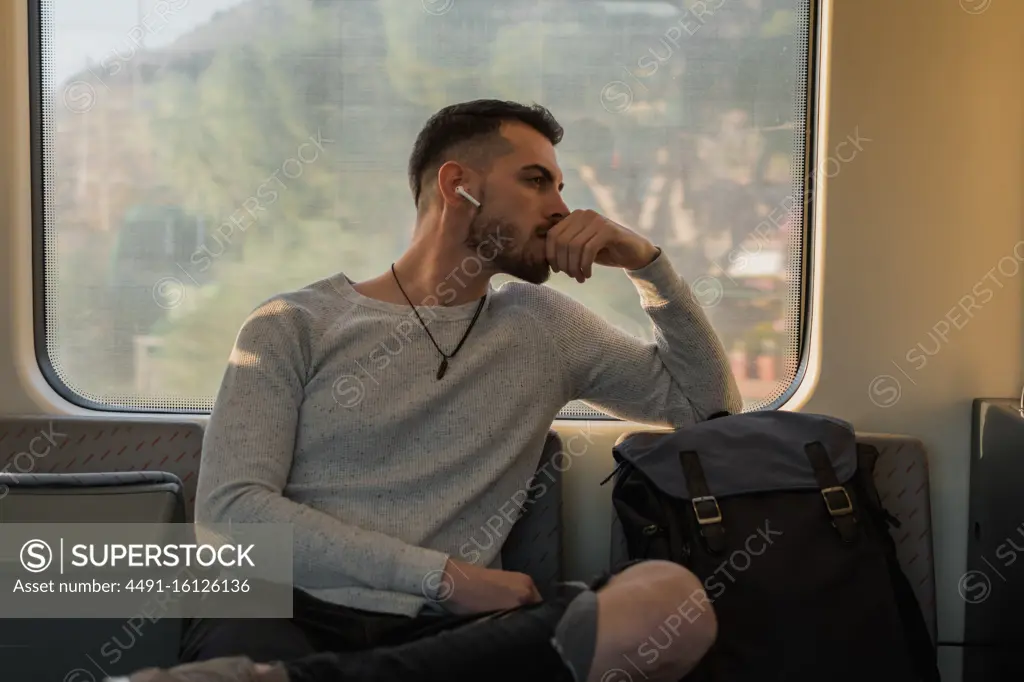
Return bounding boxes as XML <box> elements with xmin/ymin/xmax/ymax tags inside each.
<box><xmin>118</xmin><ymin>560</ymin><xmax>715</xmax><ymax>682</ymax></box>
<box><xmin>292</xmin><ymin>594</ymin><xmax>497</xmax><ymax>651</ymax></box>
<box><xmin>178</xmin><ymin>617</ymin><xmax>316</xmax><ymax>664</ymax></box>
<box><xmin>586</xmin><ymin>559</ymin><xmax>717</xmax><ymax>682</ymax></box>
<box><xmin>179</xmin><ymin>586</ymin><xmax>389</xmax><ymax>664</ymax></box>
<box><xmin>284</xmin><ymin>559</ymin><xmax>715</xmax><ymax>682</ymax></box>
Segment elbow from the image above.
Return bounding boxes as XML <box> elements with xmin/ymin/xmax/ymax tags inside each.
<box><xmin>703</xmin><ymin>397</ymin><xmax>743</xmax><ymax>422</ymax></box>
<box><xmin>728</xmin><ymin>380</ymin><xmax>744</xmax><ymax>413</ymax></box>
<box><xmin>715</xmin><ymin>370</ymin><xmax>744</xmax><ymax>417</ymax></box>
<box><xmin>685</xmin><ymin>387</ymin><xmax>742</xmax><ymax>424</ymax></box>
<box><xmin>193</xmin><ymin>490</ymin><xmax>225</xmax><ymax>526</ymax></box>
<box><xmin>724</xmin><ymin>387</ymin><xmax>743</xmax><ymax>416</ymax></box>
<box><xmin>194</xmin><ymin>480</ymin><xmax>260</xmax><ymax>525</ymax></box>
<box><xmin>679</xmin><ymin>361</ymin><xmax>743</xmax><ymax>423</ymax></box>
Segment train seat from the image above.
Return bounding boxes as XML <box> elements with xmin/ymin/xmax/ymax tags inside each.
<box><xmin>497</xmin><ymin>430</ymin><xmax>565</xmax><ymax>595</ymax></box>
<box><xmin>0</xmin><ymin>468</ymin><xmax>187</xmax><ymax>681</ymax></box>
<box><xmin>856</xmin><ymin>433</ymin><xmax>938</xmax><ymax>642</ymax></box>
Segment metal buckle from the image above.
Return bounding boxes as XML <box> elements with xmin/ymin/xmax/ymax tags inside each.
<box><xmin>691</xmin><ymin>495</ymin><xmax>722</xmax><ymax>525</ymax></box>
<box><xmin>821</xmin><ymin>486</ymin><xmax>853</xmax><ymax>516</ymax></box>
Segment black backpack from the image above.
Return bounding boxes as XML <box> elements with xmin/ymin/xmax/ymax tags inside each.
<box><xmin>604</xmin><ymin>410</ymin><xmax>940</xmax><ymax>682</ymax></box>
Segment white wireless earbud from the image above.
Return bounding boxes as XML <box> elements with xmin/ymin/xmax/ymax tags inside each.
<box><xmin>455</xmin><ymin>186</ymin><xmax>481</xmax><ymax>208</ymax></box>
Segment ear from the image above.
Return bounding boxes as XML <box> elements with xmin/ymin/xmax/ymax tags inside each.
<box><xmin>437</xmin><ymin>161</ymin><xmax>480</xmax><ymax>207</ymax></box>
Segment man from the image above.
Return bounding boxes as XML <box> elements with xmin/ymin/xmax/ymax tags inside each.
<box><xmin>118</xmin><ymin>99</ymin><xmax>742</xmax><ymax>682</ymax></box>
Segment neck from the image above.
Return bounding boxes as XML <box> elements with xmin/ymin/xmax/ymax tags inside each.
<box><xmin>390</xmin><ymin>228</ymin><xmax>491</xmax><ymax>307</ymax></box>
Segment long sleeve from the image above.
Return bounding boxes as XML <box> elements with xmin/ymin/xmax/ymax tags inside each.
<box><xmin>195</xmin><ymin>298</ymin><xmax>450</xmax><ymax>599</ymax></box>
<box><xmin>525</xmin><ymin>250</ymin><xmax>742</xmax><ymax>426</ymax></box>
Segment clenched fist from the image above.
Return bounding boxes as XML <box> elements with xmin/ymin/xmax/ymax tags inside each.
<box><xmin>437</xmin><ymin>557</ymin><xmax>542</xmax><ymax>614</ymax></box>
<box><xmin>545</xmin><ymin>209</ymin><xmax>660</xmax><ymax>282</ymax></box>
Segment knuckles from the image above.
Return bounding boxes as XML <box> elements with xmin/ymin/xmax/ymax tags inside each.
<box><xmin>551</xmin><ymin>209</ymin><xmax>598</xmax><ymax>236</ymax></box>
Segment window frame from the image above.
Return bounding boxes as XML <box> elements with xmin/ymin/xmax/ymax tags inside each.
<box><xmin>27</xmin><ymin>0</ymin><xmax>822</xmax><ymax>417</ymax></box>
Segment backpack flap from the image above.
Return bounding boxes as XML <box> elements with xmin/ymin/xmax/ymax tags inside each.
<box><xmin>612</xmin><ymin>411</ymin><xmax>861</xmax><ymax>546</ymax></box>
<box><xmin>612</xmin><ymin>411</ymin><xmax>859</xmax><ymax>497</ymax></box>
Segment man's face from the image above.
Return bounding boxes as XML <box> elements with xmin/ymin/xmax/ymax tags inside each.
<box><xmin>463</xmin><ymin>122</ymin><xmax>570</xmax><ymax>285</ymax></box>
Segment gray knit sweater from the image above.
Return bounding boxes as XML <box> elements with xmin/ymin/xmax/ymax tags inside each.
<box><xmin>196</xmin><ymin>251</ymin><xmax>742</xmax><ymax>616</ymax></box>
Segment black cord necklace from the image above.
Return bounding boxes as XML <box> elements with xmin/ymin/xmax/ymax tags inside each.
<box><xmin>391</xmin><ymin>263</ymin><xmax>486</xmax><ymax>380</ymax></box>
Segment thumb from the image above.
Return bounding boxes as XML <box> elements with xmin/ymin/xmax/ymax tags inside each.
<box><xmin>529</xmin><ymin>581</ymin><xmax>542</xmax><ymax>602</ymax></box>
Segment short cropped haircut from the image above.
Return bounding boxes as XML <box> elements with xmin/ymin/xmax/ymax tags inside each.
<box><xmin>408</xmin><ymin>99</ymin><xmax>563</xmax><ymax>206</ymax></box>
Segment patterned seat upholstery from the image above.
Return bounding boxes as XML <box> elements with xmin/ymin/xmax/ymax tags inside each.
<box><xmin>500</xmin><ymin>430</ymin><xmax>564</xmax><ymax>596</ymax></box>
<box><xmin>0</xmin><ymin>417</ymin><xmax>205</xmax><ymax>519</ymax></box>
<box><xmin>858</xmin><ymin>433</ymin><xmax>936</xmax><ymax>642</ymax></box>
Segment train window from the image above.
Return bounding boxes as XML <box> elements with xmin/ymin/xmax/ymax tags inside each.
<box><xmin>31</xmin><ymin>0</ymin><xmax>815</xmax><ymax>414</ymax></box>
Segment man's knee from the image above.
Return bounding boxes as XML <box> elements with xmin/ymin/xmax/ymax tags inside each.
<box><xmin>588</xmin><ymin>560</ymin><xmax>717</xmax><ymax>681</ymax></box>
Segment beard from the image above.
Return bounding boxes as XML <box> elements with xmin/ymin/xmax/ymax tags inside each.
<box><xmin>464</xmin><ymin>213</ymin><xmax>551</xmax><ymax>285</ymax></box>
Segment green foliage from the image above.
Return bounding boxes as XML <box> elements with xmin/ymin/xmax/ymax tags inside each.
<box><xmin>53</xmin><ymin>0</ymin><xmax>804</xmax><ymax>405</ymax></box>
<box><xmin>149</xmin><ymin>220</ymin><xmax>397</xmax><ymax>398</ymax></box>
<box><xmin>761</xmin><ymin>10</ymin><xmax>798</xmax><ymax>38</ymax></box>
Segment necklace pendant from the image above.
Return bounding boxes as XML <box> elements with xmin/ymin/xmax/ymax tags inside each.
<box><xmin>436</xmin><ymin>358</ymin><xmax>448</xmax><ymax>380</ymax></box>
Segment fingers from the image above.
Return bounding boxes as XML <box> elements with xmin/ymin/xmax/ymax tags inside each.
<box><xmin>545</xmin><ymin>217</ymin><xmax>565</xmax><ymax>271</ymax></box>
<box><xmin>559</xmin><ymin>225</ymin><xmax>593</xmax><ymax>282</ymax></box>
<box><xmin>562</xmin><ymin>221</ymin><xmax>608</xmax><ymax>282</ymax></box>
<box><xmin>546</xmin><ymin>211</ymin><xmax>591</xmax><ymax>274</ymax></box>
<box><xmin>576</xmin><ymin>228</ymin><xmax>608</xmax><ymax>281</ymax></box>
<box><xmin>513</xmin><ymin>572</ymin><xmax>542</xmax><ymax>604</ymax></box>
<box><xmin>526</xmin><ymin>580</ymin><xmax>542</xmax><ymax>604</ymax></box>
<box><xmin>547</xmin><ymin>210</ymin><xmax>604</xmax><ymax>281</ymax></box>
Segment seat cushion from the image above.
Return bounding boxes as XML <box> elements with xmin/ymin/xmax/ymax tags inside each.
<box><xmin>0</xmin><ymin>469</ymin><xmax>187</xmax><ymax>678</ymax></box>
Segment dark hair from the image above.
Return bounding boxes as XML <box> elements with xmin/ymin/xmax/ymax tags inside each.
<box><xmin>408</xmin><ymin>99</ymin><xmax>563</xmax><ymax>206</ymax></box>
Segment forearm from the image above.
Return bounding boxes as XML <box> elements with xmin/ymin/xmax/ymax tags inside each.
<box><xmin>196</xmin><ymin>478</ymin><xmax>450</xmax><ymax>598</ymax></box>
<box><xmin>626</xmin><ymin>253</ymin><xmax>742</xmax><ymax>419</ymax></box>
